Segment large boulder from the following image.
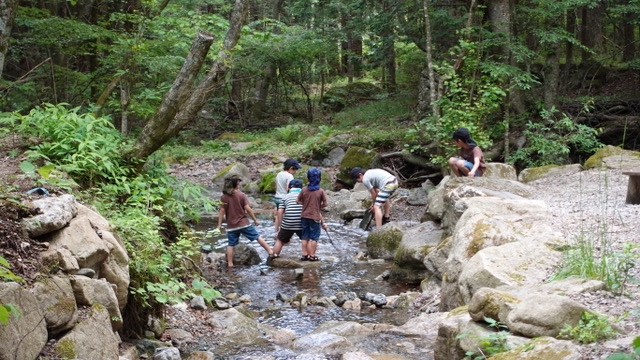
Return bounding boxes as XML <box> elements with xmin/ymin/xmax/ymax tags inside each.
<box><xmin>70</xmin><ymin>276</ymin><xmax>123</xmax><ymax>331</ymax></box>
<box><xmin>54</xmin><ymin>305</ymin><xmax>120</xmax><ymax>360</ymax></box>
<box><xmin>483</xmin><ymin>163</ymin><xmax>517</xmax><ymax>180</ymax></box>
<box><xmin>336</xmin><ymin>146</ymin><xmax>383</xmax><ymax>187</ymax></box>
<box><xmin>0</xmin><ymin>283</ymin><xmax>48</xmax><ymax>360</ymax></box>
<box><xmin>30</xmin><ymin>276</ymin><xmax>78</xmax><ymax>336</ymax></box>
<box><xmin>211</xmin><ymin>162</ymin><xmax>252</xmax><ymax>190</ymax></box>
<box><xmin>518</xmin><ymin>164</ymin><xmax>583</xmax><ymax>183</ymax></box>
<box><xmin>365</xmin><ymin>224</ymin><xmax>406</xmax><ymax>260</ymax></box>
<box><xmin>457</xmin><ymin>241</ymin><xmax>563</xmax><ymax>305</ymax></box>
<box><xmin>22</xmin><ymin>194</ymin><xmax>78</xmax><ymax>237</ymax></box>
<box><xmin>583</xmin><ymin>145</ymin><xmax>640</xmax><ymax>170</ymax></box>
<box><xmin>505</xmin><ymin>294</ymin><xmax>590</xmax><ymax>338</ymax></box>
<box><xmin>42</xmin><ymin>215</ymin><xmax>110</xmax><ymax>269</ymax></box>
<box><xmin>393</xmin><ymin>222</ymin><xmax>443</xmax><ymax>270</ymax></box>
<box><xmin>490</xmin><ymin>337</ymin><xmax>582</xmax><ymax>360</ymax></box>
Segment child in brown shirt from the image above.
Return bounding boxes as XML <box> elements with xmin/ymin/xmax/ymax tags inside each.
<box><xmin>296</xmin><ymin>168</ymin><xmax>328</xmax><ymax>261</ymax></box>
<box><xmin>216</xmin><ymin>175</ymin><xmax>274</xmax><ymax>267</ymax></box>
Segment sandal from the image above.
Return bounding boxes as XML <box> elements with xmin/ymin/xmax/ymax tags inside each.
<box><xmin>382</xmin><ymin>216</ymin><xmax>391</xmax><ymax>224</ymax></box>
<box><xmin>300</xmin><ymin>255</ymin><xmax>310</xmax><ymax>261</ymax></box>
<box><xmin>307</xmin><ymin>255</ymin><xmax>320</xmax><ymax>262</ymax></box>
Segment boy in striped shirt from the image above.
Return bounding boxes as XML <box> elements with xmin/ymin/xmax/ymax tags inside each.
<box><xmin>272</xmin><ymin>179</ymin><xmax>304</xmax><ymax>259</ymax></box>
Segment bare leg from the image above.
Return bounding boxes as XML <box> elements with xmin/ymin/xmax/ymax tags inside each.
<box><xmin>449</xmin><ymin>157</ymin><xmax>471</xmax><ymax>177</ymax></box>
<box><xmin>226</xmin><ymin>246</ymin><xmax>234</xmax><ymax>267</ymax></box>
<box><xmin>373</xmin><ymin>204</ymin><xmax>384</xmax><ymax>228</ymax></box>
<box><xmin>256</xmin><ymin>236</ymin><xmax>273</xmax><ymax>255</ymax></box>
<box><xmin>383</xmin><ymin>201</ymin><xmax>391</xmax><ymax>218</ymax></box>
<box><xmin>272</xmin><ymin>239</ymin><xmax>283</xmax><ymax>255</ymax></box>
<box><xmin>300</xmin><ymin>239</ymin><xmax>309</xmax><ymax>257</ymax></box>
<box><xmin>307</xmin><ymin>240</ymin><xmax>318</xmax><ymax>258</ymax></box>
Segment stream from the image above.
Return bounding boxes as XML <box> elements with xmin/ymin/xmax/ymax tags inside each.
<box><xmin>193</xmin><ymin>215</ymin><xmax>423</xmax><ymax>359</ymax></box>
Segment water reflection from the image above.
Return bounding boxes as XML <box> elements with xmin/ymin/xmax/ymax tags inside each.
<box><xmin>193</xmin><ymin>217</ymin><xmax>420</xmax><ymax>355</ymax></box>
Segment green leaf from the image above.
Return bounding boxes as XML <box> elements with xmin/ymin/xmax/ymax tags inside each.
<box><xmin>19</xmin><ymin>161</ymin><xmax>36</xmax><ymax>174</ymax></box>
<box><xmin>37</xmin><ymin>164</ymin><xmax>56</xmax><ymax>179</ymax></box>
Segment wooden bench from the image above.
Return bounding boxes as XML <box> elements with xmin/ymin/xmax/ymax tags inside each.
<box><xmin>622</xmin><ymin>170</ymin><xmax>640</xmax><ymax>205</ymax></box>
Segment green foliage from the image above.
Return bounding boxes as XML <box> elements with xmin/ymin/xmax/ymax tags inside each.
<box><xmin>606</xmin><ymin>336</ymin><xmax>640</xmax><ymax>359</ymax></box>
<box><xmin>191</xmin><ymin>278</ymin><xmax>221</xmax><ymax>303</ymax></box>
<box><xmin>272</xmin><ymin>124</ymin><xmax>308</xmax><ymax>143</ymax></box>
<box><xmin>508</xmin><ymin>107</ymin><xmax>603</xmax><ymax>168</ymax></box>
<box><xmin>0</xmin><ymin>256</ymin><xmax>23</xmax><ymax>326</ymax></box>
<box><xmin>550</xmin><ymin>171</ymin><xmax>637</xmax><ymax>295</ymax></box>
<box><xmin>458</xmin><ymin>317</ymin><xmax>511</xmax><ymax>359</ymax></box>
<box><xmin>0</xmin><ymin>256</ymin><xmax>24</xmax><ymax>284</ymax></box>
<box><xmin>7</xmin><ymin>104</ymin><xmax>132</xmax><ymax>188</ymax></box>
<box><xmin>559</xmin><ymin>312</ymin><xmax>617</xmax><ymax>344</ymax></box>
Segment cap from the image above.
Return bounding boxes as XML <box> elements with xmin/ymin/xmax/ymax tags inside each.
<box><xmin>350</xmin><ymin>167</ymin><xmax>364</xmax><ymax>180</ymax></box>
<box><xmin>288</xmin><ymin>179</ymin><xmax>303</xmax><ymax>189</ymax></box>
<box><xmin>452</xmin><ymin>127</ymin><xmax>470</xmax><ymax>140</ymax></box>
<box><xmin>284</xmin><ymin>158</ymin><xmax>302</xmax><ymax>170</ymax></box>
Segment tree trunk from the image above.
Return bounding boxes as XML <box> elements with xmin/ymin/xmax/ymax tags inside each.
<box><xmin>418</xmin><ymin>0</ymin><xmax>439</xmax><ymax>119</ymax></box>
<box><xmin>543</xmin><ymin>42</ymin><xmax>560</xmax><ymax>111</ymax></box>
<box><xmin>487</xmin><ymin>0</ymin><xmax>525</xmax><ymax>115</ymax></box>
<box><xmin>0</xmin><ymin>0</ymin><xmax>17</xmax><ymax>79</ymax></box>
<box><xmin>127</xmin><ymin>30</ymin><xmax>214</xmax><ymax>161</ymax></box>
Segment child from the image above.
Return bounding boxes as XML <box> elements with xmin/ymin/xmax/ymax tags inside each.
<box><xmin>350</xmin><ymin>167</ymin><xmax>398</xmax><ymax>229</ymax></box>
<box><xmin>216</xmin><ymin>175</ymin><xmax>274</xmax><ymax>267</ymax></box>
<box><xmin>296</xmin><ymin>168</ymin><xmax>328</xmax><ymax>261</ymax></box>
<box><xmin>272</xmin><ymin>179</ymin><xmax>304</xmax><ymax>259</ymax></box>
<box><xmin>275</xmin><ymin>158</ymin><xmax>302</xmax><ymax>208</ymax></box>
<box><xmin>448</xmin><ymin>127</ymin><xmax>486</xmax><ymax>177</ymax></box>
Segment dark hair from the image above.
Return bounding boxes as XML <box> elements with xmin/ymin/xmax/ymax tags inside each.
<box><xmin>223</xmin><ymin>175</ymin><xmax>242</xmax><ymax>195</ymax></box>
<box><xmin>452</xmin><ymin>127</ymin><xmax>477</xmax><ymax>147</ymax></box>
<box><xmin>350</xmin><ymin>167</ymin><xmax>364</xmax><ymax>180</ymax></box>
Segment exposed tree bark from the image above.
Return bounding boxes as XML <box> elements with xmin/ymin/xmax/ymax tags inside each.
<box><xmin>543</xmin><ymin>42</ymin><xmax>560</xmax><ymax>111</ymax></box>
<box><xmin>126</xmin><ymin>31</ymin><xmax>215</xmax><ymax>160</ymax></box>
<box><xmin>127</xmin><ymin>0</ymin><xmax>248</xmax><ymax>161</ymax></box>
<box><xmin>382</xmin><ymin>150</ymin><xmax>440</xmax><ymax>171</ymax></box>
<box><xmin>120</xmin><ymin>79</ymin><xmax>131</xmax><ymax>136</ymax></box>
<box><xmin>0</xmin><ymin>0</ymin><xmax>17</xmax><ymax>79</ymax></box>
<box><xmin>563</xmin><ymin>9</ymin><xmax>576</xmax><ymax>91</ymax></box>
<box><xmin>488</xmin><ymin>0</ymin><xmax>525</xmax><ymax>114</ymax></box>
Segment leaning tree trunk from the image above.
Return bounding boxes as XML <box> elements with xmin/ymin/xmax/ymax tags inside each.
<box><xmin>0</xmin><ymin>0</ymin><xmax>17</xmax><ymax>80</ymax></box>
<box><xmin>127</xmin><ymin>0</ymin><xmax>249</xmax><ymax>162</ymax></box>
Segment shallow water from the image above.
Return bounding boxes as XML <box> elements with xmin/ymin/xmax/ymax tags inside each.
<box><xmin>193</xmin><ymin>216</ymin><xmax>422</xmax><ymax>358</ymax></box>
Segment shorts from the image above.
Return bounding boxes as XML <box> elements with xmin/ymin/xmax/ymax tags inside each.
<box><xmin>375</xmin><ymin>179</ymin><xmax>398</xmax><ymax>206</ymax></box>
<box><xmin>227</xmin><ymin>226</ymin><xmax>260</xmax><ymax>246</ymax></box>
<box><xmin>457</xmin><ymin>159</ymin><xmax>481</xmax><ymax>177</ymax></box>
<box><xmin>460</xmin><ymin>159</ymin><xmax>482</xmax><ymax>177</ymax></box>
<box><xmin>273</xmin><ymin>197</ymin><xmax>282</xmax><ymax>208</ymax></box>
<box><xmin>277</xmin><ymin>229</ymin><xmax>303</xmax><ymax>244</ymax></box>
<box><xmin>301</xmin><ymin>218</ymin><xmax>321</xmax><ymax>241</ymax></box>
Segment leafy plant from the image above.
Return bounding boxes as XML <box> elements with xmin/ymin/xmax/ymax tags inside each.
<box><xmin>606</xmin><ymin>336</ymin><xmax>640</xmax><ymax>359</ymax></box>
<box><xmin>458</xmin><ymin>317</ymin><xmax>511</xmax><ymax>359</ymax></box>
<box><xmin>508</xmin><ymin>107</ymin><xmax>603</xmax><ymax>168</ymax></box>
<box><xmin>0</xmin><ymin>256</ymin><xmax>22</xmax><ymax>325</ymax></box>
<box><xmin>192</xmin><ymin>278</ymin><xmax>222</xmax><ymax>303</ymax></box>
<box><xmin>559</xmin><ymin>312</ymin><xmax>617</xmax><ymax>344</ymax></box>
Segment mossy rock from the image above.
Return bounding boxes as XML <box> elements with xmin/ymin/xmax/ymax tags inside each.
<box><xmin>583</xmin><ymin>145</ymin><xmax>623</xmax><ymax>169</ymax></box>
<box><xmin>366</xmin><ymin>228</ymin><xmax>404</xmax><ymax>260</ymax></box>
<box><xmin>257</xmin><ymin>165</ymin><xmax>333</xmax><ymax>194</ymax></box>
<box><xmin>211</xmin><ymin>163</ymin><xmax>251</xmax><ymax>189</ymax></box>
<box><xmin>517</xmin><ymin>164</ymin><xmax>582</xmax><ymax>183</ymax></box>
<box><xmin>583</xmin><ymin>145</ymin><xmax>640</xmax><ymax>170</ymax></box>
<box><xmin>336</xmin><ymin>146</ymin><xmax>383</xmax><ymax>186</ymax></box>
